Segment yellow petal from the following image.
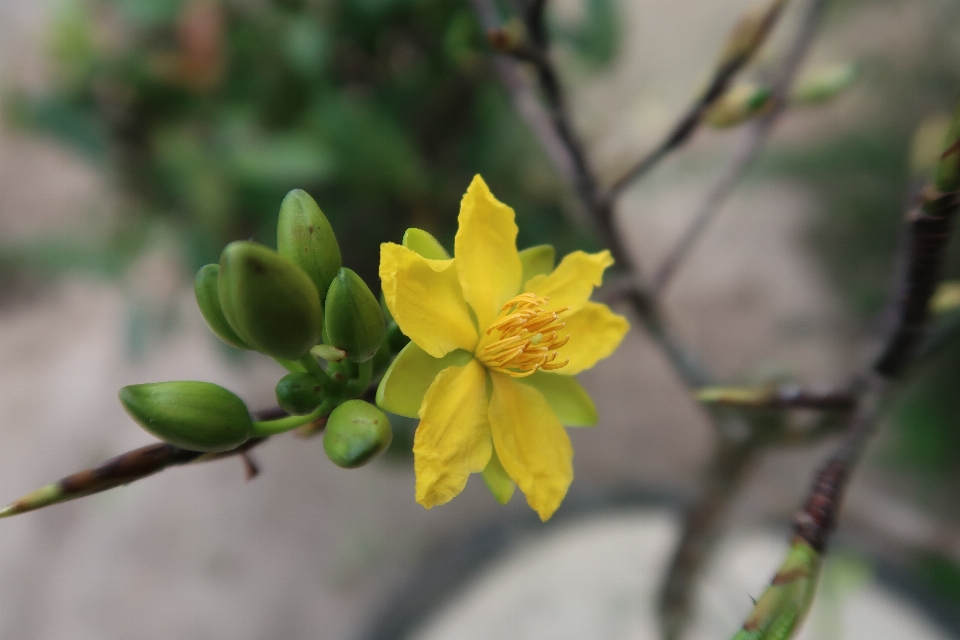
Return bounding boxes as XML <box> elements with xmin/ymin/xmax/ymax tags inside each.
<box><xmin>376</xmin><ymin>341</ymin><xmax>472</xmax><ymax>418</ymax></box>
<box><xmin>403</xmin><ymin>228</ymin><xmax>450</xmax><ymax>260</ymax></box>
<box><xmin>380</xmin><ymin>242</ymin><xmax>479</xmax><ymax>358</ymax></box>
<box><xmin>517</xmin><ymin>372</ymin><xmax>598</xmax><ymax>426</ymax></box>
<box><xmin>482</xmin><ymin>448</ymin><xmax>516</xmax><ymax>505</ymax></box>
<box><xmin>489</xmin><ymin>372</ymin><xmax>572</xmax><ymax>521</ymax></box>
<box><xmin>519</xmin><ymin>244</ymin><xmax>555</xmax><ymax>286</ymax></box>
<box><xmin>454</xmin><ymin>175</ymin><xmax>522</xmax><ymax>330</ymax></box>
<box><xmin>524</xmin><ymin>250</ymin><xmax>614</xmax><ymax>314</ymax></box>
<box><xmin>554</xmin><ymin>302</ymin><xmax>629</xmax><ymax>375</ymax></box>
<box><xmin>414</xmin><ymin>359</ymin><xmax>492</xmax><ymax>509</ymax></box>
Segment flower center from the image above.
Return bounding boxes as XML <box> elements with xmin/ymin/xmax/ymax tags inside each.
<box><xmin>476</xmin><ymin>293</ymin><xmax>570</xmax><ymax>377</ymax></box>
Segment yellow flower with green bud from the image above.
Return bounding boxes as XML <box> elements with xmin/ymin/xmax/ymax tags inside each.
<box><xmin>376</xmin><ymin>175</ymin><xmax>629</xmax><ymax>520</ymax></box>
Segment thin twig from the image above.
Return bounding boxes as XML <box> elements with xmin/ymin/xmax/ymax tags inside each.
<box><xmin>697</xmin><ymin>384</ymin><xmax>857</xmax><ymax>411</ymax></box>
<box><xmin>655</xmin><ymin>1</ymin><xmax>829</xmax><ymax>636</ymax></box>
<box><xmin>472</xmin><ymin>0</ymin><xmax>713</xmax><ymax>389</ymax></box>
<box><xmin>604</xmin><ymin>0</ymin><xmax>789</xmax><ymax>200</ymax></box>
<box><xmin>651</xmin><ymin>0</ymin><xmax>828</xmax><ymax>295</ymax></box>
<box><xmin>0</xmin><ymin>407</ymin><xmax>324</xmax><ymax>519</ymax></box>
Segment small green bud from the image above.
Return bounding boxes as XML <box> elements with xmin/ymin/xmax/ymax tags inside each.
<box><xmin>194</xmin><ymin>264</ymin><xmax>251</xmax><ymax>350</ymax></box>
<box><xmin>791</xmin><ymin>62</ymin><xmax>858</xmax><ymax>105</ymax></box>
<box><xmin>277</xmin><ymin>189</ymin><xmax>343</xmax><ymax>298</ymax></box>
<box><xmin>119</xmin><ymin>382</ymin><xmax>252</xmax><ymax>452</ymax></box>
<box><xmin>931</xmin><ymin>281</ymin><xmax>960</xmax><ymax>314</ymax></box>
<box><xmin>704</xmin><ymin>83</ymin><xmax>773</xmax><ymax>129</ymax></box>
<box><xmin>275</xmin><ymin>372</ymin><xmax>325</xmax><ymax>415</ymax></box>
<box><xmin>935</xmin><ymin>104</ymin><xmax>960</xmax><ymax>192</ymax></box>
<box><xmin>323</xmin><ymin>400</ymin><xmax>392</xmax><ymax>468</ymax></box>
<box><xmin>324</xmin><ymin>267</ymin><xmax>385</xmax><ymax>363</ymax></box>
<box><xmin>218</xmin><ymin>241</ymin><xmax>323</xmax><ymax>360</ymax></box>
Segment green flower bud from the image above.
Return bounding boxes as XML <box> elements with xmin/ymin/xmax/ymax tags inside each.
<box><xmin>791</xmin><ymin>62</ymin><xmax>858</xmax><ymax>105</ymax></box>
<box><xmin>277</xmin><ymin>189</ymin><xmax>342</xmax><ymax>299</ymax></box>
<box><xmin>218</xmin><ymin>241</ymin><xmax>323</xmax><ymax>360</ymax></box>
<box><xmin>323</xmin><ymin>400</ymin><xmax>392</xmax><ymax>468</ymax></box>
<box><xmin>194</xmin><ymin>264</ymin><xmax>251</xmax><ymax>350</ymax></box>
<box><xmin>704</xmin><ymin>83</ymin><xmax>773</xmax><ymax>129</ymax></box>
<box><xmin>935</xmin><ymin>104</ymin><xmax>960</xmax><ymax>192</ymax></box>
<box><xmin>119</xmin><ymin>381</ymin><xmax>252</xmax><ymax>452</ymax></box>
<box><xmin>275</xmin><ymin>372</ymin><xmax>325</xmax><ymax>415</ymax></box>
<box><xmin>324</xmin><ymin>267</ymin><xmax>385</xmax><ymax>363</ymax></box>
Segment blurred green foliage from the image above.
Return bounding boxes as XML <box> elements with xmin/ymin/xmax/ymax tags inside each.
<box><xmin>5</xmin><ymin>0</ymin><xmax>619</xmax><ymax>285</ymax></box>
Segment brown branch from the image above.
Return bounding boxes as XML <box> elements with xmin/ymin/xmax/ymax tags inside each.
<box><xmin>0</xmin><ymin>407</ymin><xmax>322</xmax><ymax>519</ymax></box>
<box><xmin>731</xmin><ymin>118</ymin><xmax>960</xmax><ymax>638</ymax></box>
<box><xmin>875</xmin><ymin>187</ymin><xmax>960</xmax><ymax>376</ymax></box>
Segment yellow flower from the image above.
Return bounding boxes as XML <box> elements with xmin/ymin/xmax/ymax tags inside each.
<box><xmin>376</xmin><ymin>176</ymin><xmax>629</xmax><ymax>520</ymax></box>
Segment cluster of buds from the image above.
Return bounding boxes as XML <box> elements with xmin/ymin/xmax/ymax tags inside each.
<box><xmin>120</xmin><ymin>189</ymin><xmax>399</xmax><ymax>469</ymax></box>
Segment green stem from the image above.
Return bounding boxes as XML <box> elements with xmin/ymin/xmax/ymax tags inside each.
<box><xmin>299</xmin><ymin>353</ymin><xmax>336</xmax><ymax>392</ymax></box>
<box><xmin>250</xmin><ymin>402</ymin><xmax>331</xmax><ymax>438</ymax></box>
<box><xmin>346</xmin><ymin>360</ymin><xmax>373</xmax><ymax>397</ymax></box>
<box><xmin>273</xmin><ymin>357</ymin><xmax>305</xmax><ymax>374</ymax></box>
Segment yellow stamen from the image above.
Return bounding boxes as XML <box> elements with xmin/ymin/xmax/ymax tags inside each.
<box><xmin>476</xmin><ymin>294</ymin><xmax>571</xmax><ymax>377</ymax></box>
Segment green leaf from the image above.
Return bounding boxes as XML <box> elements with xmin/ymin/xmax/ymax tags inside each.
<box><xmin>375</xmin><ymin>341</ymin><xmax>471</xmax><ymax>418</ymax></box>
<box><xmin>517</xmin><ymin>372</ymin><xmax>598</xmax><ymax>426</ymax></box>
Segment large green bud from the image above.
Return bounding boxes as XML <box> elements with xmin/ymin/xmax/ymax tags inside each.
<box><xmin>277</xmin><ymin>189</ymin><xmax>342</xmax><ymax>300</ymax></box>
<box><xmin>323</xmin><ymin>400</ymin><xmax>392</xmax><ymax>468</ymax></box>
<box><xmin>218</xmin><ymin>241</ymin><xmax>323</xmax><ymax>360</ymax></box>
<box><xmin>194</xmin><ymin>264</ymin><xmax>251</xmax><ymax>350</ymax></box>
<box><xmin>275</xmin><ymin>372</ymin><xmax>324</xmax><ymax>415</ymax></box>
<box><xmin>119</xmin><ymin>382</ymin><xmax>252</xmax><ymax>452</ymax></box>
<box><xmin>324</xmin><ymin>267</ymin><xmax>385</xmax><ymax>363</ymax></box>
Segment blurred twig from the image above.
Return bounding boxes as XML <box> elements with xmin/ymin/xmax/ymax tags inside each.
<box><xmin>472</xmin><ymin>0</ymin><xmax>712</xmax><ymax>389</ymax></box>
<box><xmin>604</xmin><ymin>0</ymin><xmax>788</xmax><ymax>201</ymax></box>
<box><xmin>729</xmin><ymin>151</ymin><xmax>960</xmax><ymax>639</ymax></box>
<box><xmin>651</xmin><ymin>0</ymin><xmax>828</xmax><ymax>296</ymax></box>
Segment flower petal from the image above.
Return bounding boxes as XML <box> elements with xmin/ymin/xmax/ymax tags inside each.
<box><xmin>519</xmin><ymin>244</ymin><xmax>556</xmax><ymax>287</ymax></box>
<box><xmin>524</xmin><ymin>250</ymin><xmax>614</xmax><ymax>314</ymax></box>
<box><xmin>403</xmin><ymin>228</ymin><xmax>450</xmax><ymax>260</ymax></box>
<box><xmin>554</xmin><ymin>302</ymin><xmax>629</xmax><ymax>375</ymax></box>
<box><xmin>517</xmin><ymin>372</ymin><xmax>598</xmax><ymax>426</ymax></box>
<box><xmin>489</xmin><ymin>372</ymin><xmax>572</xmax><ymax>521</ymax></box>
<box><xmin>376</xmin><ymin>341</ymin><xmax>473</xmax><ymax>418</ymax></box>
<box><xmin>482</xmin><ymin>448</ymin><xmax>516</xmax><ymax>505</ymax></box>
<box><xmin>454</xmin><ymin>176</ymin><xmax>522</xmax><ymax>330</ymax></box>
<box><xmin>380</xmin><ymin>242</ymin><xmax>479</xmax><ymax>358</ymax></box>
<box><xmin>414</xmin><ymin>359</ymin><xmax>492</xmax><ymax>509</ymax></box>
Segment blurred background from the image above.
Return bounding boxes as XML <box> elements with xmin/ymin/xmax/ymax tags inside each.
<box><xmin>1</xmin><ymin>0</ymin><xmax>959</xmax><ymax>638</ymax></box>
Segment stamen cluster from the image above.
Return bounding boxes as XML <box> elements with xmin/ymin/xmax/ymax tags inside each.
<box><xmin>477</xmin><ymin>293</ymin><xmax>570</xmax><ymax>377</ymax></box>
